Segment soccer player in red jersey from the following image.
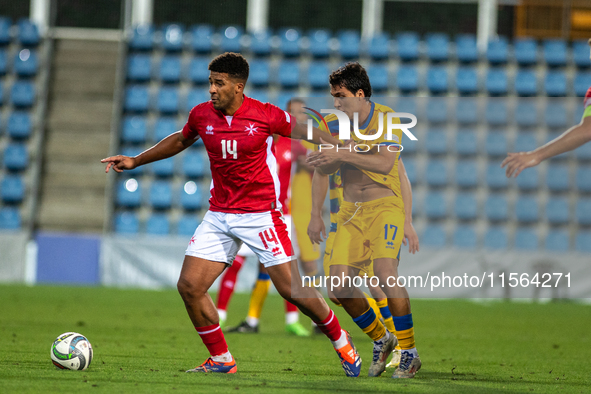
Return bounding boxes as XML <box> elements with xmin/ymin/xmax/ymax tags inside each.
<box><xmin>102</xmin><ymin>53</ymin><xmax>361</xmax><ymax>376</ymax></box>
<box><xmin>502</xmin><ymin>38</ymin><xmax>591</xmax><ymax>177</ymax></box>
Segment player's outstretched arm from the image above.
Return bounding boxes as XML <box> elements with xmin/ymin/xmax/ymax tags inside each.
<box><xmin>290</xmin><ymin>122</ymin><xmax>342</xmax><ymax>147</ymax></box>
<box><xmin>308</xmin><ymin>143</ymin><xmax>397</xmax><ymax>175</ymax></box>
<box><xmin>398</xmin><ymin>159</ymin><xmax>419</xmax><ymax>254</ymax></box>
<box><xmin>307</xmin><ymin>169</ymin><xmax>329</xmax><ymax>244</ymax></box>
<box><xmin>102</xmin><ymin>131</ymin><xmax>197</xmax><ymax>173</ymax></box>
<box><xmin>502</xmin><ymin>117</ymin><xmax>591</xmax><ymax>178</ymax></box>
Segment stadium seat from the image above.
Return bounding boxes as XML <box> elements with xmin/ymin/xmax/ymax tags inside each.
<box><xmin>516</xmin><ymin>168</ymin><xmax>539</xmax><ymax>191</ymax></box>
<box><xmin>220</xmin><ymin>26</ymin><xmax>243</xmax><ymax>53</ymax></box>
<box><xmin>3</xmin><ymin>143</ymin><xmax>28</xmax><ymax>171</ymax></box>
<box><xmin>425</xmin><ymin>191</ymin><xmax>447</xmax><ymax>219</ymax></box>
<box><xmin>396</xmin><ymin>65</ymin><xmax>418</xmax><ymax>93</ymax></box>
<box><xmin>456</xmin><ymin>99</ymin><xmax>478</xmax><ymax>124</ymax></box>
<box><xmin>485</xmin><ymin>100</ymin><xmax>509</xmax><ymax>126</ymax></box>
<box><xmin>114</xmin><ymin>211</ymin><xmax>140</xmax><ymax>234</ymax></box>
<box><xmin>453</xmin><ymin>225</ymin><xmax>477</xmax><ymax>249</ymax></box>
<box><xmin>279</xmin><ymin>28</ymin><xmax>301</xmax><ymax>57</ymax></box>
<box><xmin>367</xmin><ymin>65</ymin><xmax>388</xmax><ymax>93</ymax></box>
<box><xmin>180</xmin><ymin>181</ymin><xmax>203</xmax><ymax>210</ymax></box>
<box><xmin>7</xmin><ymin>111</ymin><xmax>32</xmax><ymax>140</ymax></box>
<box><xmin>514</xmin><ymin>38</ymin><xmax>538</xmax><ymax>66</ymax></box>
<box><xmin>17</xmin><ymin>20</ymin><xmax>40</xmax><ymax>47</ymax></box>
<box><xmin>10</xmin><ymin>81</ymin><xmax>35</xmax><ymax>108</ymax></box>
<box><xmin>514</xmin><ymin>69</ymin><xmax>538</xmax><ymax>96</ymax></box>
<box><xmin>0</xmin><ymin>17</ymin><xmax>11</xmax><ymax>46</ymax></box>
<box><xmin>576</xmin><ymin>166</ymin><xmax>591</xmax><ymax>192</ymax></box>
<box><xmin>153</xmin><ymin>117</ymin><xmax>178</xmax><ymax>141</ymax></box>
<box><xmin>186</xmin><ymin>88</ymin><xmax>209</xmax><ymax>112</ymax></box>
<box><xmin>484</xmin><ymin>226</ymin><xmax>508</xmax><ymax>249</ymax></box>
<box><xmin>156</xmin><ymin>86</ymin><xmax>179</xmax><ymax>114</ymax></box>
<box><xmin>161</xmin><ymin>24</ymin><xmax>184</xmax><ymax>52</ymax></box>
<box><xmin>249</xmin><ymin>29</ymin><xmax>272</xmax><ymax>57</ymax></box>
<box><xmin>308</xmin><ymin>61</ymin><xmax>330</xmax><ymax>90</ymax></box>
<box><xmin>426</xmin><ymin>98</ymin><xmax>448</xmax><ymax>123</ymax></box>
<box><xmin>513</xmin><ymin>132</ymin><xmax>537</xmax><ymax>153</ymax></box>
<box><xmin>189</xmin><ymin>24</ymin><xmax>213</xmax><ymax>53</ymax></box>
<box><xmin>485</xmin><ymin>133</ymin><xmax>508</xmax><ymax>157</ymax></box>
<box><xmin>129</xmin><ymin>25</ymin><xmax>154</xmax><ymax>51</ymax></box>
<box><xmin>338</xmin><ymin>30</ymin><xmax>360</xmax><ymax>59</ymax></box>
<box><xmin>574</xmin><ymin>103</ymin><xmax>585</xmax><ymax>124</ymax></box>
<box><xmin>456</xmin><ymin>34</ymin><xmax>478</xmax><ymax>63</ymax></box>
<box><xmin>422</xmin><ymin>224</ymin><xmax>447</xmax><ymax>247</ymax></box>
<box><xmin>543</xmin><ymin>39</ymin><xmax>567</xmax><ymax>67</ymax></box>
<box><xmin>485</xmin><ymin>194</ymin><xmax>508</xmax><ymax>221</ymax></box>
<box><xmin>424</xmin><ymin>129</ymin><xmax>448</xmax><ymax>154</ymax></box>
<box><xmin>575</xmin><ymin>231</ymin><xmax>591</xmax><ymax>252</ymax></box>
<box><xmin>121</xmin><ymin>146</ymin><xmax>144</xmax><ymax>175</ymax></box>
<box><xmin>127</xmin><ymin>54</ymin><xmax>151</xmax><ymax>82</ymax></box>
<box><xmin>121</xmin><ymin>116</ymin><xmax>147</xmax><ymax>144</ymax></box>
<box><xmin>425</xmin><ymin>159</ymin><xmax>448</xmax><ymax>186</ymax></box>
<box><xmin>487</xmin><ymin>37</ymin><xmax>509</xmax><ymax>64</ymax></box>
<box><xmin>395</xmin><ymin>97</ymin><xmax>417</xmax><ymax>115</ymax></box>
<box><xmin>246</xmin><ymin>59</ymin><xmax>269</xmax><ymax>88</ymax></box>
<box><xmin>515</xmin><ymin>196</ymin><xmax>539</xmax><ymax>223</ymax></box>
<box><xmin>159</xmin><ymin>55</ymin><xmax>181</xmax><ymax>83</ymax></box>
<box><xmin>575</xmin><ymin>140</ymin><xmax>591</xmax><ymax>161</ymax></box>
<box><xmin>574</xmin><ymin>72</ymin><xmax>591</xmax><ymax>97</ymax></box>
<box><xmin>426</xmin><ymin>33</ymin><xmax>449</xmax><ymax>62</ymax></box>
<box><xmin>455</xmin><ymin>159</ymin><xmax>478</xmax><ymax>187</ymax></box>
<box><xmin>515</xmin><ymin>228</ymin><xmax>538</xmax><ymax>250</ymax></box>
<box><xmin>546</xmin><ymin>164</ymin><xmax>570</xmax><ymax>192</ymax></box>
<box><xmin>545</xmin><ymin>101</ymin><xmax>568</xmax><ymax>129</ymax></box>
<box><xmin>181</xmin><ymin>151</ymin><xmax>207</xmax><ymax>178</ymax></box>
<box><xmin>248</xmin><ymin>90</ymin><xmax>269</xmax><ymax>103</ymax></box>
<box><xmin>116</xmin><ymin>178</ymin><xmax>142</xmax><ymax>208</ymax></box>
<box><xmin>14</xmin><ymin>49</ymin><xmax>38</xmax><ymax>77</ymax></box>
<box><xmin>485</xmin><ymin>68</ymin><xmax>509</xmax><ymax>96</ymax></box>
<box><xmin>1</xmin><ymin>174</ymin><xmax>25</xmax><ymax>203</ymax></box>
<box><xmin>367</xmin><ymin>32</ymin><xmax>389</xmax><ymax>60</ymax></box>
<box><xmin>545</xmin><ymin>229</ymin><xmax>570</xmax><ymax>252</ymax></box>
<box><xmin>426</xmin><ymin>66</ymin><xmax>448</xmax><ymax>94</ymax></box>
<box><xmin>146</xmin><ymin>213</ymin><xmax>171</xmax><ymax>235</ymax></box>
<box><xmin>177</xmin><ymin>214</ymin><xmax>200</xmax><ymax>236</ymax></box>
<box><xmin>151</xmin><ymin>157</ymin><xmax>175</xmax><ymax>178</ymax></box>
<box><xmin>544</xmin><ymin>71</ymin><xmax>567</xmax><ymax>97</ymax></box>
<box><xmin>124</xmin><ymin>85</ymin><xmax>149</xmax><ymax>113</ymax></box>
<box><xmin>515</xmin><ymin>100</ymin><xmax>538</xmax><ymax>128</ymax></box>
<box><xmin>576</xmin><ymin>198</ymin><xmax>591</xmax><ymax>226</ymax></box>
<box><xmin>486</xmin><ymin>162</ymin><xmax>508</xmax><ymax>189</ymax></box>
<box><xmin>308</xmin><ymin>29</ymin><xmax>331</xmax><ymax>58</ymax></box>
<box><xmin>455</xmin><ymin>129</ymin><xmax>477</xmax><ymax>155</ymax></box>
<box><xmin>277</xmin><ymin>61</ymin><xmax>300</xmax><ymax>89</ymax></box>
<box><xmin>546</xmin><ymin>196</ymin><xmax>569</xmax><ymax>225</ymax></box>
<box><xmin>456</xmin><ymin>67</ymin><xmax>478</xmax><ymax>95</ymax></box>
<box><xmin>149</xmin><ymin>180</ymin><xmax>173</xmax><ymax>210</ymax></box>
<box><xmin>187</xmin><ymin>57</ymin><xmax>209</xmax><ymax>85</ymax></box>
<box><xmin>0</xmin><ymin>207</ymin><xmax>21</xmax><ymax>230</ymax></box>
<box><xmin>573</xmin><ymin>40</ymin><xmax>591</xmax><ymax>68</ymax></box>
<box><xmin>454</xmin><ymin>192</ymin><xmax>478</xmax><ymax>220</ymax></box>
<box><xmin>401</xmin><ymin>157</ymin><xmax>416</xmax><ymax>183</ymax></box>
<box><xmin>396</xmin><ymin>32</ymin><xmax>419</xmax><ymax>62</ymax></box>
<box><xmin>0</xmin><ymin>49</ymin><xmax>6</xmax><ymax>75</ymax></box>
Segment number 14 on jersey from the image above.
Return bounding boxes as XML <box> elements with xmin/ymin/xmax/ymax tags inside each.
<box><xmin>221</xmin><ymin>140</ymin><xmax>237</xmax><ymax>159</ymax></box>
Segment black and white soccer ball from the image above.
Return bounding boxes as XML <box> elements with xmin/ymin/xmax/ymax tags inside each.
<box><xmin>50</xmin><ymin>332</ymin><xmax>93</xmax><ymax>370</ymax></box>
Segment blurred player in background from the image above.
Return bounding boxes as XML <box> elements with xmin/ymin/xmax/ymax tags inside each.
<box><xmin>102</xmin><ymin>53</ymin><xmax>362</xmax><ymax>377</ymax></box>
<box><xmin>502</xmin><ymin>38</ymin><xmax>591</xmax><ymax>176</ymax></box>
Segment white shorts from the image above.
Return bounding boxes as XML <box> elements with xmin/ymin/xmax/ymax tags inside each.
<box><xmin>237</xmin><ymin>214</ymin><xmax>295</xmax><ymax>258</ymax></box>
<box><xmin>186</xmin><ymin>210</ymin><xmax>294</xmax><ymax>267</ymax></box>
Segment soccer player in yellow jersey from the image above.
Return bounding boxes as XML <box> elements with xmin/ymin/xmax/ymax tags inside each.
<box><xmin>307</xmin><ymin>63</ymin><xmax>421</xmax><ymax>378</ymax></box>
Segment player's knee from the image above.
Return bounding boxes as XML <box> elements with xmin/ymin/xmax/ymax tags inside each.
<box><xmin>177</xmin><ymin>277</ymin><xmax>205</xmax><ymax>300</ymax></box>
<box><xmin>332</xmin><ymin>285</ymin><xmax>355</xmax><ymax>300</ymax></box>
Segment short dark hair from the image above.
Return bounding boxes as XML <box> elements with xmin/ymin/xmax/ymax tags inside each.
<box><xmin>208</xmin><ymin>52</ymin><xmax>249</xmax><ymax>82</ymax></box>
<box><xmin>329</xmin><ymin>62</ymin><xmax>372</xmax><ymax>98</ymax></box>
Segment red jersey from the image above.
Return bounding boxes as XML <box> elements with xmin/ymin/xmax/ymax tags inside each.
<box><xmin>274</xmin><ymin>136</ymin><xmax>292</xmax><ymax>212</ymax></box>
<box><xmin>182</xmin><ymin>96</ymin><xmax>295</xmax><ymax>213</ymax></box>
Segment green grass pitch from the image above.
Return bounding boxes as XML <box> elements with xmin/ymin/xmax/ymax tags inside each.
<box><xmin>0</xmin><ymin>284</ymin><xmax>589</xmax><ymax>393</ymax></box>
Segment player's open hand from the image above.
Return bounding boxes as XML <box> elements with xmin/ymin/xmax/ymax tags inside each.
<box><xmin>501</xmin><ymin>151</ymin><xmax>541</xmax><ymax>178</ymax></box>
<box><xmin>403</xmin><ymin>221</ymin><xmax>419</xmax><ymax>254</ymax></box>
<box><xmin>101</xmin><ymin>155</ymin><xmax>137</xmax><ymax>173</ymax></box>
<box><xmin>307</xmin><ymin>214</ymin><xmax>326</xmax><ymax>244</ymax></box>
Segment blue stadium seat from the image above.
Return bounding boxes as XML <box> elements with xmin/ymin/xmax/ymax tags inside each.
<box><xmin>308</xmin><ymin>29</ymin><xmax>331</xmax><ymax>58</ymax></box>
<box><xmin>161</xmin><ymin>24</ymin><xmax>184</xmax><ymax>52</ymax></box>
<box><xmin>395</xmin><ymin>97</ymin><xmax>417</xmax><ymax>115</ymax></box>
<box><xmin>396</xmin><ymin>32</ymin><xmax>419</xmax><ymax>62</ymax></box>
<box><xmin>575</xmin><ymin>231</ymin><xmax>591</xmax><ymax>252</ymax></box>
<box><xmin>7</xmin><ymin>111</ymin><xmax>32</xmax><ymax>140</ymax></box>
<box><xmin>576</xmin><ymin>166</ymin><xmax>591</xmax><ymax>192</ymax></box>
<box><xmin>485</xmin><ymin>100</ymin><xmax>509</xmax><ymax>126</ymax></box>
<box><xmin>367</xmin><ymin>65</ymin><xmax>388</xmax><ymax>93</ymax></box>
<box><xmin>573</xmin><ymin>40</ymin><xmax>591</xmax><ymax>68</ymax></box>
<box><xmin>182</xmin><ymin>151</ymin><xmax>207</xmax><ymax>178</ymax></box>
<box><xmin>279</xmin><ymin>28</ymin><xmax>301</xmax><ymax>57</ymax></box>
<box><xmin>544</xmin><ymin>71</ymin><xmax>567</xmax><ymax>97</ymax></box>
<box><xmin>485</xmin><ymin>194</ymin><xmax>508</xmax><ymax>221</ymax></box>
<box><xmin>575</xmin><ymin>140</ymin><xmax>591</xmax><ymax>161</ymax></box>
<box><xmin>121</xmin><ymin>116</ymin><xmax>147</xmax><ymax>144</ymax></box>
<box><xmin>574</xmin><ymin>72</ymin><xmax>591</xmax><ymax>97</ymax></box>
<box><xmin>220</xmin><ymin>26</ymin><xmax>243</xmax><ymax>52</ymax></box>
<box><xmin>177</xmin><ymin>214</ymin><xmax>199</xmax><ymax>236</ymax></box>
<box><xmin>159</xmin><ymin>55</ymin><xmax>181</xmax><ymax>83</ymax></box>
<box><xmin>129</xmin><ymin>25</ymin><xmax>154</xmax><ymax>51</ymax></box>
<box><xmin>456</xmin><ymin>129</ymin><xmax>477</xmax><ymax>155</ymax></box>
<box><xmin>455</xmin><ymin>67</ymin><xmax>478</xmax><ymax>95</ymax></box>
<box><xmin>426</xmin><ymin>66</ymin><xmax>448</xmax><ymax>94</ymax></box>
<box><xmin>127</xmin><ymin>54</ymin><xmax>151</xmax><ymax>82</ymax></box>
<box><xmin>151</xmin><ymin>157</ymin><xmax>175</xmax><ymax>178</ymax></box>
<box><xmin>308</xmin><ymin>61</ymin><xmax>330</xmax><ymax>90</ymax></box>
<box><xmin>114</xmin><ymin>211</ymin><xmax>140</xmax><ymax>234</ymax></box>
<box><xmin>149</xmin><ymin>180</ymin><xmax>173</xmax><ymax>210</ymax></box>
<box><xmin>487</xmin><ymin>37</ymin><xmax>509</xmax><ymax>64</ymax></box>
<box><xmin>424</xmin><ymin>129</ymin><xmax>448</xmax><ymax>154</ymax></box>
<box><xmin>146</xmin><ymin>213</ymin><xmax>171</xmax><ymax>235</ymax></box>
<box><xmin>3</xmin><ymin>143</ymin><xmax>28</xmax><ymax>171</ymax></box>
<box><xmin>485</xmin><ymin>133</ymin><xmax>508</xmax><ymax>157</ymax></box>
<box><xmin>545</xmin><ymin>229</ymin><xmax>570</xmax><ymax>252</ymax></box>
<box><xmin>426</xmin><ymin>98</ymin><xmax>448</xmax><ymax>123</ymax></box>
<box><xmin>485</xmin><ymin>69</ymin><xmax>509</xmax><ymax>96</ymax></box>
<box><xmin>153</xmin><ymin>117</ymin><xmax>178</xmax><ymax>141</ymax></box>
<box><xmin>453</xmin><ymin>225</ymin><xmax>477</xmax><ymax>249</ymax></box>
<box><xmin>486</xmin><ymin>162</ymin><xmax>508</xmax><ymax>189</ymax></box>
<box><xmin>515</xmin><ymin>69</ymin><xmax>538</xmax><ymax>96</ymax></box>
<box><xmin>188</xmin><ymin>57</ymin><xmax>209</xmax><ymax>85</ymax></box>
<box><xmin>277</xmin><ymin>61</ymin><xmax>300</xmax><ymax>89</ymax></box>
<box><xmin>116</xmin><ymin>178</ymin><xmax>142</xmax><ymax>208</ymax></box>
<box><xmin>248</xmin><ymin>90</ymin><xmax>269</xmax><ymax>103</ymax></box>
<box><xmin>180</xmin><ymin>181</ymin><xmax>204</xmax><ymax>210</ymax></box>
<box><xmin>1</xmin><ymin>174</ymin><xmax>25</xmax><ymax>203</ymax></box>
<box><xmin>516</xmin><ymin>168</ymin><xmax>539</xmax><ymax>190</ymax></box>
<box><xmin>248</xmin><ymin>59</ymin><xmax>270</xmax><ymax>88</ymax></box>
<box><xmin>17</xmin><ymin>20</ymin><xmax>39</xmax><ymax>47</ymax></box>
<box><xmin>576</xmin><ymin>198</ymin><xmax>591</xmax><ymax>225</ymax></box>
<box><xmin>422</xmin><ymin>224</ymin><xmax>447</xmax><ymax>247</ymax></box>
<box><xmin>425</xmin><ymin>159</ymin><xmax>448</xmax><ymax>186</ymax></box>
<box><xmin>543</xmin><ymin>39</ymin><xmax>567</xmax><ymax>67</ymax></box>
<box><xmin>14</xmin><ymin>49</ymin><xmax>38</xmax><ymax>77</ymax></box>
<box><xmin>456</xmin><ymin>34</ymin><xmax>478</xmax><ymax>63</ymax></box>
<box><xmin>186</xmin><ymin>88</ymin><xmax>209</xmax><ymax>112</ymax></box>
<box><xmin>276</xmin><ymin>91</ymin><xmax>294</xmax><ymax>111</ymax></box>
<box><xmin>124</xmin><ymin>85</ymin><xmax>149</xmax><ymax>112</ymax></box>
<box><xmin>367</xmin><ymin>32</ymin><xmax>389</xmax><ymax>60</ymax></box>
<box><xmin>189</xmin><ymin>24</ymin><xmax>213</xmax><ymax>53</ymax></box>
<box><xmin>514</xmin><ymin>132</ymin><xmax>537</xmax><ymax>153</ymax></box>
<box><xmin>546</xmin><ymin>196</ymin><xmax>569</xmax><ymax>225</ymax></box>
<box><xmin>546</xmin><ymin>164</ymin><xmax>570</xmax><ymax>192</ymax></box>
<box><xmin>426</xmin><ymin>33</ymin><xmax>449</xmax><ymax>62</ymax></box>
<box><xmin>454</xmin><ymin>192</ymin><xmax>478</xmax><ymax>220</ymax></box>
<box><xmin>401</xmin><ymin>157</ymin><xmax>416</xmax><ymax>183</ymax></box>
<box><xmin>514</xmin><ymin>38</ymin><xmax>538</xmax><ymax>66</ymax></box>
<box><xmin>545</xmin><ymin>101</ymin><xmax>568</xmax><ymax>129</ymax></box>
<box><xmin>0</xmin><ymin>207</ymin><xmax>21</xmax><ymax>229</ymax></box>
<box><xmin>484</xmin><ymin>226</ymin><xmax>508</xmax><ymax>249</ymax></box>
<box><xmin>0</xmin><ymin>17</ymin><xmax>11</xmax><ymax>46</ymax></box>
<box><xmin>10</xmin><ymin>81</ymin><xmax>35</xmax><ymax>108</ymax></box>
<box><xmin>515</xmin><ymin>228</ymin><xmax>538</xmax><ymax>250</ymax></box>
<box><xmin>401</xmin><ymin>134</ymin><xmax>418</xmax><ymax>155</ymax></box>
<box><xmin>156</xmin><ymin>86</ymin><xmax>179</xmax><ymax>114</ymax></box>
<box><xmin>0</xmin><ymin>49</ymin><xmax>6</xmax><ymax>75</ymax></box>
<box><xmin>456</xmin><ymin>99</ymin><xmax>478</xmax><ymax>124</ymax></box>
<box><xmin>338</xmin><ymin>30</ymin><xmax>360</xmax><ymax>59</ymax></box>
<box><xmin>249</xmin><ymin>29</ymin><xmax>272</xmax><ymax>57</ymax></box>
<box><xmin>121</xmin><ymin>146</ymin><xmax>144</xmax><ymax>175</ymax></box>
<box><xmin>396</xmin><ymin>65</ymin><xmax>418</xmax><ymax>93</ymax></box>
<box><xmin>455</xmin><ymin>159</ymin><xmax>478</xmax><ymax>187</ymax></box>
<box><xmin>515</xmin><ymin>196</ymin><xmax>539</xmax><ymax>223</ymax></box>
<box><xmin>515</xmin><ymin>100</ymin><xmax>538</xmax><ymax>127</ymax></box>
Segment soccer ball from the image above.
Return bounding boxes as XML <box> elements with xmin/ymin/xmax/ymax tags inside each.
<box><xmin>50</xmin><ymin>332</ymin><xmax>93</xmax><ymax>370</ymax></box>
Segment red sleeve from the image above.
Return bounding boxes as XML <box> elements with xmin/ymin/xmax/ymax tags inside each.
<box><xmin>267</xmin><ymin>103</ymin><xmax>295</xmax><ymax>137</ymax></box>
<box><xmin>182</xmin><ymin>106</ymin><xmax>200</xmax><ymax>140</ymax></box>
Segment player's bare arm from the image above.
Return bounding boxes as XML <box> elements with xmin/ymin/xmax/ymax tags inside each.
<box><xmin>307</xmin><ymin>169</ymin><xmax>329</xmax><ymax>244</ymax></box>
<box><xmin>102</xmin><ymin>131</ymin><xmax>196</xmax><ymax>173</ymax></box>
<box><xmin>502</xmin><ymin>117</ymin><xmax>591</xmax><ymax>178</ymax></box>
<box><xmin>398</xmin><ymin>159</ymin><xmax>419</xmax><ymax>254</ymax></box>
<box><xmin>290</xmin><ymin>122</ymin><xmax>342</xmax><ymax>147</ymax></box>
<box><xmin>307</xmin><ymin>143</ymin><xmax>397</xmax><ymax>175</ymax></box>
